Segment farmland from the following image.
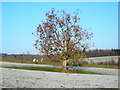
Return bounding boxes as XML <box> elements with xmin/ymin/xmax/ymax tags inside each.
<box><xmin>1</xmin><ymin>61</ymin><xmax>119</xmax><ymax>88</ymax></box>
<box><xmin>85</xmin><ymin>56</ymin><xmax>119</xmax><ymax>65</ymax></box>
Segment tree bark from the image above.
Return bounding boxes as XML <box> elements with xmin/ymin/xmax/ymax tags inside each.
<box><xmin>62</xmin><ymin>59</ymin><xmax>67</xmax><ymax>72</ymax></box>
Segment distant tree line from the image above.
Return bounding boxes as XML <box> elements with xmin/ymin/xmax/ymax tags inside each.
<box><xmin>1</xmin><ymin>54</ymin><xmax>52</xmax><ymax>62</ymax></box>
<box><xmin>84</xmin><ymin>49</ymin><xmax>120</xmax><ymax>58</ymax></box>
<box><xmin>1</xmin><ymin>49</ymin><xmax>120</xmax><ymax>62</ymax></box>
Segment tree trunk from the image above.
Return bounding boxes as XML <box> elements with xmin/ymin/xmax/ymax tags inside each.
<box><xmin>62</xmin><ymin>59</ymin><xmax>67</xmax><ymax>72</ymax></box>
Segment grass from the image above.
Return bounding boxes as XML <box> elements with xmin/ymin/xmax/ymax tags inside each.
<box><xmin>0</xmin><ymin>58</ymin><xmax>62</xmax><ymax>66</ymax></box>
<box><xmin>1</xmin><ymin>66</ymin><xmax>104</xmax><ymax>75</ymax></box>
<box><xmin>1</xmin><ymin>58</ymin><xmax>120</xmax><ymax>69</ymax></box>
<box><xmin>82</xmin><ymin>64</ymin><xmax>120</xmax><ymax>69</ymax></box>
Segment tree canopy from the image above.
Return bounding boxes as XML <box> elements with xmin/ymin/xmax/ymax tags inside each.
<box><xmin>33</xmin><ymin>8</ymin><xmax>93</xmax><ymax>71</ymax></box>
<box><xmin>33</xmin><ymin>8</ymin><xmax>93</xmax><ymax>56</ymax></box>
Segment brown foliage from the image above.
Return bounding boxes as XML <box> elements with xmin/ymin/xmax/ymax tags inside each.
<box><xmin>33</xmin><ymin>8</ymin><xmax>93</xmax><ymax>65</ymax></box>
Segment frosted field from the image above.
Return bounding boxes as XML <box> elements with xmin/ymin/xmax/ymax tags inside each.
<box><xmin>1</xmin><ymin>62</ymin><xmax>119</xmax><ymax>75</ymax></box>
<box><xmin>1</xmin><ymin>68</ymin><xmax>119</xmax><ymax>88</ymax></box>
<box><xmin>0</xmin><ymin>62</ymin><xmax>119</xmax><ymax>88</ymax></box>
<box><xmin>85</xmin><ymin>56</ymin><xmax>119</xmax><ymax>64</ymax></box>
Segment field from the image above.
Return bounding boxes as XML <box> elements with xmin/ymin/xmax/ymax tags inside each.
<box><xmin>2</xmin><ymin>66</ymin><xmax>103</xmax><ymax>75</ymax></box>
<box><xmin>1</xmin><ymin>67</ymin><xmax>118</xmax><ymax>88</ymax></box>
<box><xmin>1</xmin><ymin>58</ymin><xmax>119</xmax><ymax>88</ymax></box>
<box><xmin>1</xmin><ymin>58</ymin><xmax>120</xmax><ymax>69</ymax></box>
<box><xmin>85</xmin><ymin>56</ymin><xmax>119</xmax><ymax>64</ymax></box>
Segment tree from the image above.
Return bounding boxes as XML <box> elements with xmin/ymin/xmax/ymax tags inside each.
<box><xmin>33</xmin><ymin>8</ymin><xmax>93</xmax><ymax>71</ymax></box>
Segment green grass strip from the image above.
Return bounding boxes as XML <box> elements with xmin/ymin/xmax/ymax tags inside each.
<box><xmin>1</xmin><ymin>58</ymin><xmax>120</xmax><ymax>69</ymax></box>
<box><xmin>1</xmin><ymin>66</ymin><xmax>104</xmax><ymax>75</ymax></box>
